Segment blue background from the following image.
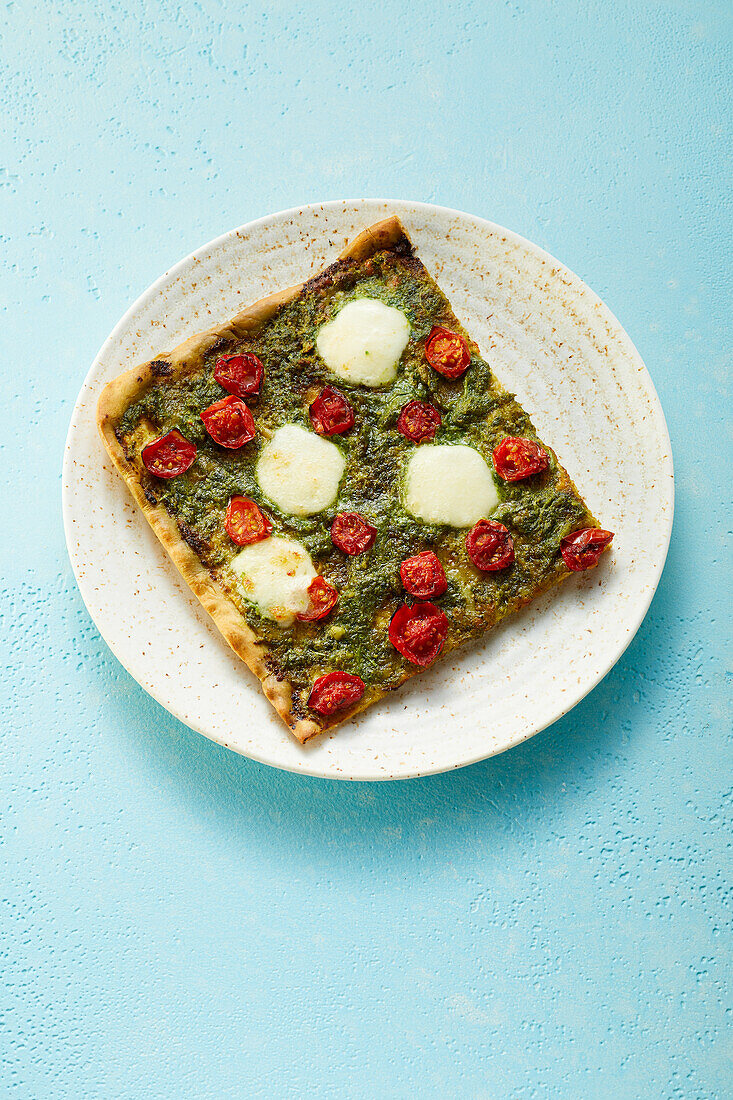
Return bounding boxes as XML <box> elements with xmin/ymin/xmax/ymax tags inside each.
<box><xmin>2</xmin><ymin>2</ymin><xmax>731</xmax><ymax>1096</ymax></box>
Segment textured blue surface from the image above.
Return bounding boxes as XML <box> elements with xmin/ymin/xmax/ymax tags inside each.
<box><xmin>2</xmin><ymin>2</ymin><xmax>731</xmax><ymax>1096</ymax></box>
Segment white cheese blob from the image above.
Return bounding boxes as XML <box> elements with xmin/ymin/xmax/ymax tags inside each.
<box><xmin>230</xmin><ymin>535</ymin><xmax>317</xmax><ymax>625</ymax></box>
<box><xmin>316</xmin><ymin>298</ymin><xmax>411</xmax><ymax>386</ymax></box>
<box><xmin>403</xmin><ymin>444</ymin><xmax>499</xmax><ymax>527</ymax></box>
<box><xmin>256</xmin><ymin>424</ymin><xmax>345</xmax><ymax>516</ymax></box>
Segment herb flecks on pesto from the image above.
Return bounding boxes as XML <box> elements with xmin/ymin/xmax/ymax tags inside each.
<box><xmin>116</xmin><ymin>247</ymin><xmax>593</xmax><ymax>710</ymax></box>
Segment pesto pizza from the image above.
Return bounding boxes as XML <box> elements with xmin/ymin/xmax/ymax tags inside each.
<box><xmin>97</xmin><ymin>217</ymin><xmax>613</xmax><ymax>742</ymax></box>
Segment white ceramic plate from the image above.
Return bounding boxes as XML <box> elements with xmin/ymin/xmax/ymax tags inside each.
<box><xmin>63</xmin><ymin>200</ymin><xmax>673</xmax><ymax>780</ymax></box>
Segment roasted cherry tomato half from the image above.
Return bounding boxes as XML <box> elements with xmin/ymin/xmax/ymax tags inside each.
<box><xmin>397</xmin><ymin>400</ymin><xmax>442</xmax><ymax>444</ymax></box>
<box><xmin>309</xmin><ymin>385</ymin><xmax>355</xmax><ymax>436</ymax></box>
<box><xmin>297</xmin><ymin>576</ymin><xmax>339</xmax><ymax>621</ymax></box>
<box><xmin>214</xmin><ymin>353</ymin><xmax>264</xmax><ymax>398</ymax></box>
<box><xmin>308</xmin><ymin>671</ymin><xmax>366</xmax><ymax>715</ymax></box>
<box><xmin>560</xmin><ymin>528</ymin><xmax>614</xmax><ymax>571</ymax></box>
<box><xmin>224</xmin><ymin>497</ymin><xmax>272</xmax><ymax>546</ymax></box>
<box><xmin>200</xmin><ymin>395</ymin><xmax>256</xmax><ymax>448</ymax></box>
<box><xmin>492</xmin><ymin>436</ymin><xmax>549</xmax><ymax>481</ymax></box>
<box><xmin>400</xmin><ymin>550</ymin><xmax>448</xmax><ymax>598</ymax></box>
<box><xmin>389</xmin><ymin>602</ymin><xmax>449</xmax><ymax>667</ymax></box>
<box><xmin>466</xmin><ymin>519</ymin><xmax>515</xmax><ymax>571</ymax></box>
<box><xmin>141</xmin><ymin>429</ymin><xmax>196</xmax><ymax>478</ymax></box>
<box><xmin>331</xmin><ymin>512</ymin><xmax>377</xmax><ymax>555</ymax></box>
<box><xmin>425</xmin><ymin>325</ymin><xmax>470</xmax><ymax>380</ymax></box>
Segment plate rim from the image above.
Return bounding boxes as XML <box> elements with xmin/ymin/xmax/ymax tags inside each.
<box><xmin>62</xmin><ymin>197</ymin><xmax>675</xmax><ymax>781</ymax></box>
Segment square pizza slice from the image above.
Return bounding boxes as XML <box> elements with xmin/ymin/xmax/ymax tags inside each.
<box><xmin>97</xmin><ymin>217</ymin><xmax>612</xmax><ymax>741</ymax></box>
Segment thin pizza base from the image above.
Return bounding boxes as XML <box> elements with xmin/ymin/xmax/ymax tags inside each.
<box><xmin>97</xmin><ymin>217</ymin><xmax>596</xmax><ymax>742</ymax></box>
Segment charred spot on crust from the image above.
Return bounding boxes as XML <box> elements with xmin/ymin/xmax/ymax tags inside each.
<box><xmin>288</xmin><ymin>691</ymin><xmax>310</xmax><ymax>722</ymax></box>
<box><xmin>143</xmin><ymin>485</ymin><xmax>158</xmax><ymax>506</ymax></box>
<box><xmin>390</xmin><ymin>235</ymin><xmax>414</xmax><ymax>260</ymax></box>
<box><xmin>303</xmin><ymin>258</ymin><xmax>355</xmax><ymax>297</ymax></box>
<box><xmin>117</xmin><ymin>429</ymin><xmax>138</xmax><ymax>465</ymax></box>
<box><xmin>150</xmin><ymin>360</ymin><xmax>172</xmax><ymax>378</ymax></box>
<box><xmin>264</xmin><ymin>654</ymin><xmax>284</xmax><ymax>681</ymax></box>
<box><xmin>206</xmin><ymin>336</ymin><xmax>230</xmax><ymax>359</ymax></box>
<box><xmin>178</xmin><ymin>521</ymin><xmax>209</xmax><ymax>558</ymax></box>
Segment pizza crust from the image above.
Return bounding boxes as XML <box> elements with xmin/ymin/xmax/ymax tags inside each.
<box><xmin>97</xmin><ymin>216</ymin><xmax>409</xmax><ymax>742</ymax></box>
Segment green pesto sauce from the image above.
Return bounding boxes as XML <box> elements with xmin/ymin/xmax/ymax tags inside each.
<box><xmin>118</xmin><ymin>250</ymin><xmax>592</xmax><ymax>713</ymax></box>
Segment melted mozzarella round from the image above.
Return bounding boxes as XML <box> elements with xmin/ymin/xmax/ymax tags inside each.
<box><xmin>230</xmin><ymin>535</ymin><xmax>316</xmax><ymax>625</ymax></box>
<box><xmin>403</xmin><ymin>444</ymin><xmax>499</xmax><ymax>527</ymax></box>
<box><xmin>316</xmin><ymin>298</ymin><xmax>410</xmax><ymax>386</ymax></box>
<box><xmin>256</xmin><ymin>424</ymin><xmax>345</xmax><ymax>516</ymax></box>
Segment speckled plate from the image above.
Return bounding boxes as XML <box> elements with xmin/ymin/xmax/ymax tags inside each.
<box><xmin>63</xmin><ymin>200</ymin><xmax>673</xmax><ymax>780</ymax></box>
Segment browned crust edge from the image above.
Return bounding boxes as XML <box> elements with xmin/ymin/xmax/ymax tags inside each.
<box><xmin>96</xmin><ymin>216</ymin><xmax>409</xmax><ymax>742</ymax></box>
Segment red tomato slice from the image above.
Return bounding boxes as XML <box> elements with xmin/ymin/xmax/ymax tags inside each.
<box><xmin>141</xmin><ymin>429</ymin><xmax>196</xmax><ymax>478</ymax></box>
<box><xmin>224</xmin><ymin>497</ymin><xmax>272</xmax><ymax>546</ymax></box>
<box><xmin>200</xmin><ymin>395</ymin><xmax>256</xmax><ymax>448</ymax></box>
<box><xmin>425</xmin><ymin>326</ymin><xmax>470</xmax><ymax>380</ymax></box>
<box><xmin>309</xmin><ymin>385</ymin><xmax>355</xmax><ymax>436</ymax></box>
<box><xmin>560</xmin><ymin>528</ymin><xmax>614</xmax><ymax>571</ymax></box>
<box><xmin>465</xmin><ymin>519</ymin><xmax>515</xmax><ymax>571</ymax></box>
<box><xmin>389</xmin><ymin>602</ymin><xmax>449</xmax><ymax>667</ymax></box>
<box><xmin>492</xmin><ymin>436</ymin><xmax>549</xmax><ymax>481</ymax></box>
<box><xmin>308</xmin><ymin>671</ymin><xmax>366</xmax><ymax>715</ymax></box>
<box><xmin>214</xmin><ymin>353</ymin><xmax>264</xmax><ymax>398</ymax></box>
<box><xmin>396</xmin><ymin>400</ymin><xmax>441</xmax><ymax>444</ymax></box>
<box><xmin>400</xmin><ymin>550</ymin><xmax>448</xmax><ymax>598</ymax></box>
<box><xmin>297</xmin><ymin>576</ymin><xmax>339</xmax><ymax>621</ymax></box>
<box><xmin>331</xmin><ymin>512</ymin><xmax>377</xmax><ymax>555</ymax></box>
